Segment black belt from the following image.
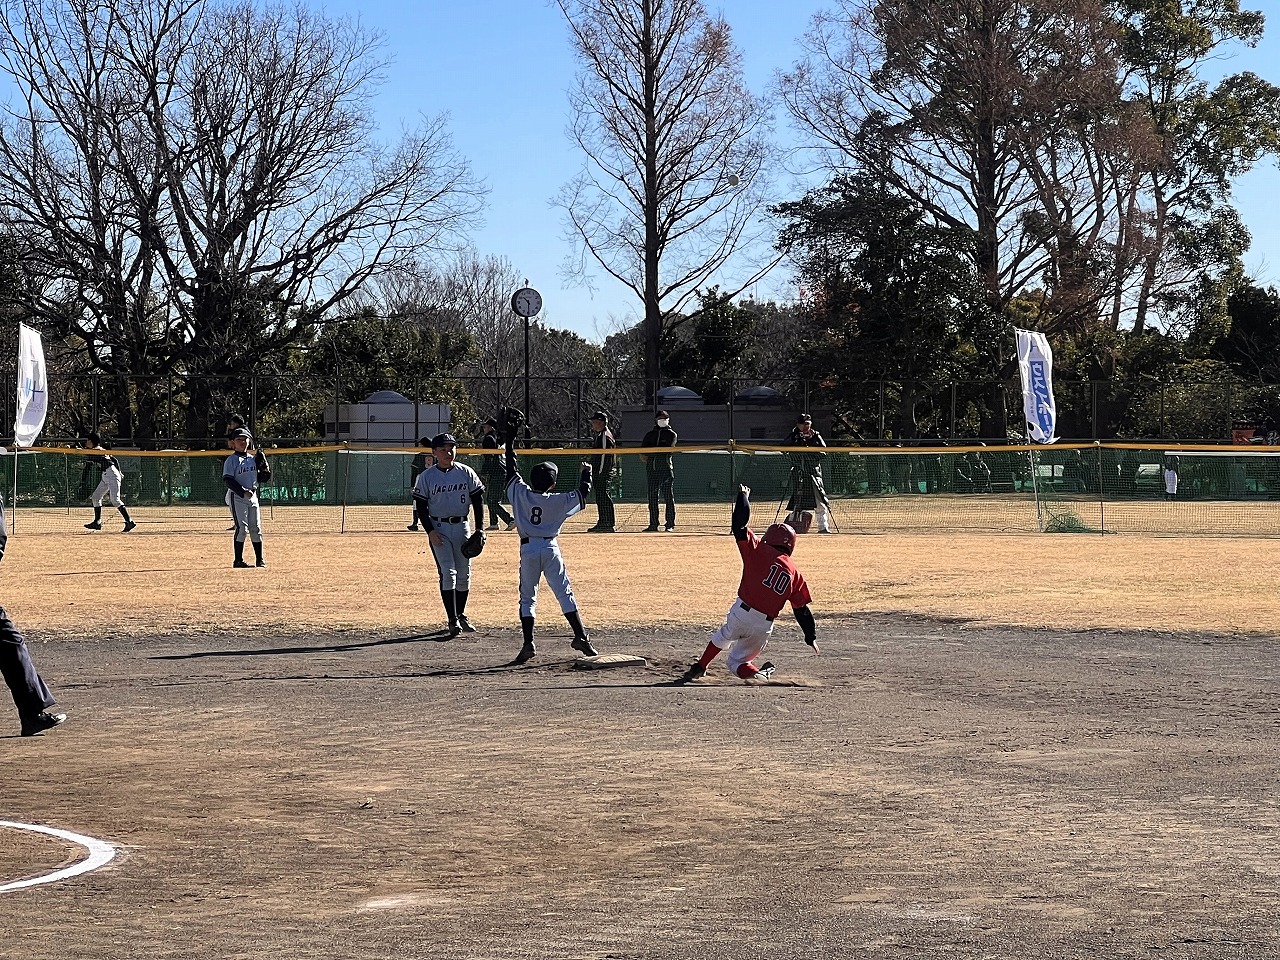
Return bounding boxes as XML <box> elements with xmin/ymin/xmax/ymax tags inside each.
<box><xmin>520</xmin><ymin>536</ymin><xmax>556</xmax><ymax>544</ymax></box>
<box><xmin>431</xmin><ymin>516</ymin><xmax>465</xmax><ymax>523</ymax></box>
<box><xmin>740</xmin><ymin>601</ymin><xmax>775</xmax><ymax>622</ymax></box>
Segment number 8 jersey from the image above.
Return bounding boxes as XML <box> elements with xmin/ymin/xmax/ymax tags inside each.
<box><xmin>736</xmin><ymin>529</ymin><xmax>812</xmax><ymax>619</ymax></box>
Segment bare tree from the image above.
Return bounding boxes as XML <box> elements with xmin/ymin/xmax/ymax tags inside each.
<box><xmin>0</xmin><ymin>0</ymin><xmax>484</xmax><ymax>439</ymax></box>
<box><xmin>554</xmin><ymin>0</ymin><xmax>776</xmax><ymax>404</ymax></box>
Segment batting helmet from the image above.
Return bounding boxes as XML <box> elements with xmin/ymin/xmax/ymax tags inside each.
<box><xmin>762</xmin><ymin>522</ymin><xmax>797</xmax><ymax>555</ymax></box>
<box><xmin>530</xmin><ymin>461</ymin><xmax>559</xmax><ymax>492</ymax></box>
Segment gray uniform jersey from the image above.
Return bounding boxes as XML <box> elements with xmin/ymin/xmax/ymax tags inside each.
<box><xmin>414</xmin><ymin>463</ymin><xmax>484</xmax><ymax>590</ymax></box>
<box><xmin>223</xmin><ymin>451</ymin><xmax>262</xmax><ymax>542</ymax></box>
<box><xmin>507</xmin><ymin>470</ymin><xmax>587</xmax><ymax>618</ymax></box>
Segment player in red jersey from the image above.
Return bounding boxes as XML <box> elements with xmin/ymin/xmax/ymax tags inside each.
<box><xmin>678</xmin><ymin>484</ymin><xmax>819</xmax><ymax>682</ymax></box>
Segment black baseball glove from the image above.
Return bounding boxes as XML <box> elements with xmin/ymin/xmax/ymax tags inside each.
<box><xmin>460</xmin><ymin>530</ymin><xmax>486</xmax><ymax>558</ymax></box>
<box><xmin>497</xmin><ymin>406</ymin><xmax>525</xmax><ymax>444</ymax></box>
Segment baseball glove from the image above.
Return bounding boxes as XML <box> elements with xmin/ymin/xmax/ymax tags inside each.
<box><xmin>460</xmin><ymin>530</ymin><xmax>486</xmax><ymax>558</ymax></box>
<box><xmin>497</xmin><ymin>406</ymin><xmax>526</xmax><ymax>444</ymax></box>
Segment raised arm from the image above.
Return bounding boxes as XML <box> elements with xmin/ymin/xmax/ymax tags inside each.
<box><xmin>731</xmin><ymin>484</ymin><xmax>751</xmax><ymax>540</ymax></box>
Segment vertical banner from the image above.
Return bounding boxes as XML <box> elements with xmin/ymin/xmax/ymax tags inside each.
<box><xmin>14</xmin><ymin>323</ymin><xmax>47</xmax><ymax>447</ymax></box>
<box><xmin>1015</xmin><ymin>328</ymin><xmax>1057</xmax><ymax>444</ymax></box>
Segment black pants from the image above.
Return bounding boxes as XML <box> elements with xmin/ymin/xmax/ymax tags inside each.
<box><xmin>0</xmin><ymin>606</ymin><xmax>56</xmax><ymax>719</ymax></box>
<box><xmin>594</xmin><ymin>476</ymin><xmax>615</xmax><ymax>528</ymax></box>
<box><xmin>647</xmin><ymin>473</ymin><xmax>675</xmax><ymax>529</ymax></box>
<box><xmin>485</xmin><ymin>479</ymin><xmax>513</xmax><ymax>526</ymax></box>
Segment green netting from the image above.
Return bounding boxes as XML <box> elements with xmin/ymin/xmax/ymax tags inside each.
<box><xmin>4</xmin><ymin>442</ymin><xmax>1279</xmax><ymax>536</ymax></box>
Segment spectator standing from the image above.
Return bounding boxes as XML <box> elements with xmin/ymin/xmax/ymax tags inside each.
<box><xmin>1163</xmin><ymin>454</ymin><xmax>1180</xmax><ymax>501</ymax></box>
<box><xmin>641</xmin><ymin>409</ymin><xmax>678</xmax><ymax>532</ymax></box>
<box><xmin>479</xmin><ymin>419</ymin><xmax>515</xmax><ymax>530</ymax></box>
<box><xmin>785</xmin><ymin>414</ymin><xmax>832</xmax><ymax>533</ymax></box>
<box><xmin>586</xmin><ymin>410</ymin><xmax>616</xmax><ymax>533</ymax></box>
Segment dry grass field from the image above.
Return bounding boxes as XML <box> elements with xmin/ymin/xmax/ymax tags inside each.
<box><xmin>2</xmin><ymin>526</ymin><xmax>1278</xmax><ymax>959</ymax></box>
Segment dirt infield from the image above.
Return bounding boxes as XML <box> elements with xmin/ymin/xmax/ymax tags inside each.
<box><xmin>2</xmin><ymin>530</ymin><xmax>1278</xmax><ymax>958</ymax></box>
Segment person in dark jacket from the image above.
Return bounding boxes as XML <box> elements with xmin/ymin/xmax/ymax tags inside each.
<box><xmin>480</xmin><ymin>419</ymin><xmax>515</xmax><ymax>530</ymax></box>
<box><xmin>406</xmin><ymin>437</ymin><xmax>432</xmax><ymax>531</ymax></box>
<box><xmin>586</xmin><ymin>411</ymin><xmax>616</xmax><ymax>532</ymax></box>
<box><xmin>641</xmin><ymin>410</ymin><xmax>678</xmax><ymax>532</ymax></box>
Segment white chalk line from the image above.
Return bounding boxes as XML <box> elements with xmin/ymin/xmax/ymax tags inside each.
<box><xmin>0</xmin><ymin>820</ymin><xmax>117</xmax><ymax>893</ymax></box>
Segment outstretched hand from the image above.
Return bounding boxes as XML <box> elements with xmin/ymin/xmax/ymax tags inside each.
<box><xmin>805</xmin><ymin>635</ymin><xmax>821</xmax><ymax>655</ymax></box>
<box><xmin>739</xmin><ymin>483</ymin><xmax>750</xmax><ymax>496</ymax></box>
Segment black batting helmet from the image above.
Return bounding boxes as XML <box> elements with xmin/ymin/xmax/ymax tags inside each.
<box><xmin>530</xmin><ymin>461</ymin><xmax>559</xmax><ymax>492</ymax></box>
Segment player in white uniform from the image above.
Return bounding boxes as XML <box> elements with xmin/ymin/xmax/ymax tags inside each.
<box><xmin>81</xmin><ymin>433</ymin><xmax>136</xmax><ymax>532</ymax></box>
<box><xmin>412</xmin><ymin>433</ymin><xmax>486</xmax><ymax>638</ymax></box>
<box><xmin>223</xmin><ymin>428</ymin><xmax>266</xmax><ymax>568</ymax></box>
<box><xmin>502</xmin><ymin>430</ymin><xmax>599</xmax><ymax>663</ymax></box>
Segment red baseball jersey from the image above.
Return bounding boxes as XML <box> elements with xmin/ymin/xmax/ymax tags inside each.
<box><xmin>736</xmin><ymin>529</ymin><xmax>812</xmax><ymax>618</ymax></box>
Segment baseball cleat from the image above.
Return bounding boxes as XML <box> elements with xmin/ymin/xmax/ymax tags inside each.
<box><xmin>406</xmin><ymin>523</ymin><xmax>419</xmax><ymax>531</ymax></box>
<box><xmin>84</xmin><ymin>521</ymin><xmax>102</xmax><ymax>530</ymax></box>
<box><xmin>122</xmin><ymin>520</ymin><xmax>137</xmax><ymax>532</ymax></box>
<box><xmin>679</xmin><ymin>663</ymin><xmax>707</xmax><ymax>683</ymax></box>
<box><xmin>447</xmin><ymin>621</ymin><xmax>462</xmax><ymax>639</ymax></box>
<box><xmin>233</xmin><ymin>559</ymin><xmax>251</xmax><ymax>568</ymax></box>
<box><xmin>504</xmin><ymin>520</ymin><xmax>517</xmax><ymax>531</ymax></box>
<box><xmin>255</xmin><ymin>559</ymin><xmax>267</xmax><ymax>568</ymax></box>
<box><xmin>571</xmin><ymin>636</ymin><xmax>598</xmax><ymax>656</ymax></box>
<box><xmin>754</xmin><ymin>661</ymin><xmax>776</xmax><ymax>681</ymax></box>
<box><xmin>514</xmin><ymin>642</ymin><xmax>536</xmax><ymax>664</ymax></box>
<box><xmin>457</xmin><ymin>615</ymin><xmax>477</xmax><ymax>633</ymax></box>
<box><xmin>664</xmin><ymin>526</ymin><xmax>676</xmax><ymax>532</ymax></box>
<box><xmin>486</xmin><ymin>523</ymin><xmax>499</xmax><ymax>530</ymax></box>
<box><xmin>642</xmin><ymin>526</ymin><xmax>660</xmax><ymax>533</ymax></box>
<box><xmin>21</xmin><ymin>711</ymin><xmax>67</xmax><ymax>736</ymax></box>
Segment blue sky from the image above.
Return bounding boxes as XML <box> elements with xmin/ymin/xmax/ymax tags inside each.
<box><xmin>324</xmin><ymin>2</ymin><xmax>1280</xmax><ymax>339</ymax></box>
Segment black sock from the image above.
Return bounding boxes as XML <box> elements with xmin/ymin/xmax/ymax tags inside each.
<box><xmin>252</xmin><ymin>541</ymin><xmax>264</xmax><ymax>563</ymax></box>
<box><xmin>520</xmin><ymin>615</ymin><xmax>535</xmax><ymax>646</ymax></box>
<box><xmin>234</xmin><ymin>541</ymin><xmax>245</xmax><ymax>564</ymax></box>
<box><xmin>92</xmin><ymin>506</ymin><xmax>102</xmax><ymax>523</ymax></box>
<box><xmin>118</xmin><ymin>506</ymin><xmax>132</xmax><ymax>522</ymax></box>
<box><xmin>441</xmin><ymin>589</ymin><xmax>458</xmax><ymax>624</ymax></box>
<box><xmin>564</xmin><ymin>609</ymin><xmax>587</xmax><ymax>640</ymax></box>
<box><xmin>455</xmin><ymin>590</ymin><xmax>469</xmax><ymax>616</ymax></box>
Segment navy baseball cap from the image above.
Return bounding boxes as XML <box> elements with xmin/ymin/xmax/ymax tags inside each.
<box><xmin>230</xmin><ymin>428</ymin><xmax>252</xmax><ymax>440</ymax></box>
<box><xmin>483</xmin><ymin>417</ymin><xmax>498</xmax><ymax>428</ymax></box>
<box><xmin>590</xmin><ymin>410</ymin><xmax>608</xmax><ymax>422</ymax></box>
<box><xmin>431</xmin><ymin>433</ymin><xmax>457</xmax><ymax>448</ymax></box>
<box><xmin>796</xmin><ymin>413</ymin><xmax>812</xmax><ymax>423</ymax></box>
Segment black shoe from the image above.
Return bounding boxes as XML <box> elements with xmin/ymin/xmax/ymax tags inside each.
<box><xmin>664</xmin><ymin>526</ymin><xmax>676</xmax><ymax>532</ymax></box>
<box><xmin>588</xmin><ymin>526</ymin><xmax>615</xmax><ymax>534</ymax></box>
<box><xmin>407</xmin><ymin>524</ymin><xmax>419</xmax><ymax>531</ymax></box>
<box><xmin>642</xmin><ymin>526</ymin><xmax>660</xmax><ymax>533</ymax></box>
<box><xmin>255</xmin><ymin>559</ymin><xmax>267</xmax><ymax>568</ymax></box>
<box><xmin>458</xmin><ymin>614</ymin><xmax>476</xmax><ymax>633</ymax></box>
<box><xmin>233</xmin><ymin>560</ymin><xmax>251</xmax><ymax>568</ymax></box>
<box><xmin>679</xmin><ymin>663</ymin><xmax>707</xmax><ymax>683</ymax></box>
<box><xmin>84</xmin><ymin>521</ymin><xmax>102</xmax><ymax>530</ymax></box>
<box><xmin>754</xmin><ymin>661</ymin><xmax>776</xmax><ymax>681</ymax></box>
<box><xmin>571</xmin><ymin>636</ymin><xmax>598</xmax><ymax>656</ymax></box>
<box><xmin>486</xmin><ymin>523</ymin><xmax>499</xmax><ymax>530</ymax></box>
<box><xmin>122</xmin><ymin>520</ymin><xmax>138</xmax><ymax>532</ymax></box>
<box><xmin>448</xmin><ymin>621</ymin><xmax>462</xmax><ymax>639</ymax></box>
<box><xmin>21</xmin><ymin>711</ymin><xmax>66</xmax><ymax>736</ymax></box>
<box><xmin>514</xmin><ymin>642</ymin><xmax>536</xmax><ymax>664</ymax></box>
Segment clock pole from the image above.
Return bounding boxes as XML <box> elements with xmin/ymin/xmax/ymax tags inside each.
<box><xmin>510</xmin><ymin>285</ymin><xmax>542</xmax><ymax>446</ymax></box>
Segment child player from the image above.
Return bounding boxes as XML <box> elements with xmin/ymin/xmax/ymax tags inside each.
<box><xmin>679</xmin><ymin>484</ymin><xmax>818</xmax><ymax>682</ymax></box>
<box><xmin>501</xmin><ymin>421</ymin><xmax>599</xmax><ymax>664</ymax></box>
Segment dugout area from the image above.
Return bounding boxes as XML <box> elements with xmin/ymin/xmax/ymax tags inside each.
<box><xmin>2</xmin><ymin>532</ymin><xmax>1278</xmax><ymax>959</ymax></box>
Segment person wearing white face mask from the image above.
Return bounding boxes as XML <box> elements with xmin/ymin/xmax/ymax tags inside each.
<box><xmin>641</xmin><ymin>409</ymin><xmax>678</xmax><ymax>532</ymax></box>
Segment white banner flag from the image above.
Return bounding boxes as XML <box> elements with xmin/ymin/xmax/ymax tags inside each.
<box><xmin>1015</xmin><ymin>328</ymin><xmax>1057</xmax><ymax>444</ymax></box>
<box><xmin>14</xmin><ymin>324</ymin><xmax>48</xmax><ymax>447</ymax></box>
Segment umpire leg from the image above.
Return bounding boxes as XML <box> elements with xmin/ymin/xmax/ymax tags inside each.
<box><xmin>0</xmin><ymin>606</ymin><xmax>57</xmax><ymax>722</ymax></box>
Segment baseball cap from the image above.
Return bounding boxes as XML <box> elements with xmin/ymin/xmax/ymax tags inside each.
<box><xmin>656</xmin><ymin>409</ymin><xmax>669</xmax><ymax>419</ymax></box>
<box><xmin>796</xmin><ymin>413</ymin><xmax>812</xmax><ymax>423</ymax></box>
<box><xmin>230</xmin><ymin>428</ymin><xmax>252</xmax><ymax>440</ymax></box>
<box><xmin>590</xmin><ymin>410</ymin><xmax>608</xmax><ymax>422</ymax></box>
<box><xmin>483</xmin><ymin>417</ymin><xmax>498</xmax><ymax>428</ymax></box>
<box><xmin>431</xmin><ymin>433</ymin><xmax>457</xmax><ymax>447</ymax></box>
